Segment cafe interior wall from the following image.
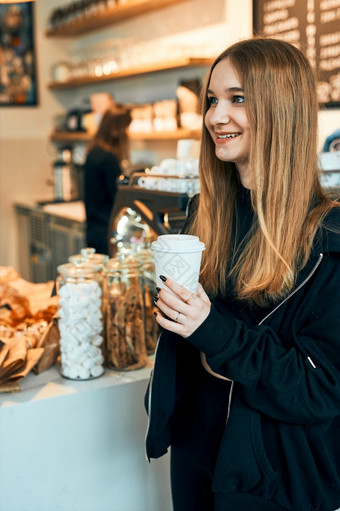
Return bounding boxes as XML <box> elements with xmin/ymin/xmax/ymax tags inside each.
<box><xmin>0</xmin><ymin>0</ymin><xmax>339</xmax><ymax>274</ymax></box>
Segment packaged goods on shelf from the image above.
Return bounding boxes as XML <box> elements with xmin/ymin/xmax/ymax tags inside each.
<box><xmin>177</xmin><ymin>78</ymin><xmax>202</xmax><ymax>130</ymax></box>
<box><xmin>129</xmin><ymin>104</ymin><xmax>154</xmax><ymax>133</ymax></box>
<box><xmin>153</xmin><ymin>100</ymin><xmax>178</xmax><ymax>132</ymax></box>
<box><xmin>136</xmin><ymin>156</ymin><xmax>200</xmax><ymax>194</ymax></box>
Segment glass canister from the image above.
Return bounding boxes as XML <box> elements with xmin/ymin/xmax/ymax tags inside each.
<box><xmin>138</xmin><ymin>248</ymin><xmax>160</xmax><ymax>354</ymax></box>
<box><xmin>68</xmin><ymin>248</ymin><xmax>109</xmax><ymax>270</ymax></box>
<box><xmin>105</xmin><ymin>255</ymin><xmax>147</xmax><ymax>370</ymax></box>
<box><xmin>57</xmin><ymin>263</ymin><xmax>105</xmax><ymax>380</ymax></box>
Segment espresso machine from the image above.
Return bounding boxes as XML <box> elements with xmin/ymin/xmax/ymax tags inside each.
<box><xmin>108</xmin><ymin>184</ymin><xmax>190</xmax><ymax>257</ymax></box>
<box><xmin>52</xmin><ymin>147</ymin><xmax>83</xmax><ymax>202</ymax></box>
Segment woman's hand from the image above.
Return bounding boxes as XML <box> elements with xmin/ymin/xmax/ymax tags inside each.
<box><xmin>153</xmin><ymin>276</ymin><xmax>211</xmax><ymax>338</ymax></box>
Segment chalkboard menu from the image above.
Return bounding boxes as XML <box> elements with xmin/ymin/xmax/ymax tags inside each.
<box><xmin>253</xmin><ymin>0</ymin><xmax>340</xmax><ymax>108</ymax></box>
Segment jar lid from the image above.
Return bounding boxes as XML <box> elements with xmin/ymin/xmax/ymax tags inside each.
<box><xmin>57</xmin><ymin>262</ymin><xmax>101</xmax><ymax>276</ymax></box>
<box><xmin>69</xmin><ymin>252</ymin><xmax>109</xmax><ymax>267</ymax></box>
<box><xmin>68</xmin><ymin>254</ymin><xmax>84</xmax><ymax>265</ymax></box>
<box><xmin>81</xmin><ymin>247</ymin><xmax>96</xmax><ymax>257</ymax></box>
<box><xmin>87</xmin><ymin>253</ymin><xmax>109</xmax><ymax>264</ymax></box>
<box><xmin>106</xmin><ymin>254</ymin><xmax>140</xmax><ymax>272</ymax></box>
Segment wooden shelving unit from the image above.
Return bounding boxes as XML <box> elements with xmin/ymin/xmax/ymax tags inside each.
<box><xmin>50</xmin><ymin>128</ymin><xmax>201</xmax><ymax>143</ymax></box>
<box><xmin>48</xmin><ymin>57</ymin><xmax>213</xmax><ymax>90</ymax></box>
<box><xmin>46</xmin><ymin>0</ymin><xmax>206</xmax><ymax>145</ymax></box>
<box><xmin>46</xmin><ymin>0</ymin><xmax>190</xmax><ymax>37</ymax></box>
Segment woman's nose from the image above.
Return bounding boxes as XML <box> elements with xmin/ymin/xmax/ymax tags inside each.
<box><xmin>210</xmin><ymin>102</ymin><xmax>231</xmax><ymax>125</ymax></box>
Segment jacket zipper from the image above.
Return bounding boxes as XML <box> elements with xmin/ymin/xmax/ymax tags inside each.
<box><xmin>258</xmin><ymin>253</ymin><xmax>324</xmax><ymax>326</ymax></box>
<box><xmin>144</xmin><ymin>333</ymin><xmax>161</xmax><ymax>462</ymax></box>
<box><xmin>225</xmin><ymin>253</ymin><xmax>324</xmax><ymax>423</ymax></box>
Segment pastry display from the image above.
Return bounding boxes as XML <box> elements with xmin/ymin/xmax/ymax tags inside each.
<box><xmin>0</xmin><ymin>242</ymin><xmax>160</xmax><ymax>389</ymax></box>
<box><xmin>0</xmin><ymin>271</ymin><xmax>59</xmax><ymax>391</ymax></box>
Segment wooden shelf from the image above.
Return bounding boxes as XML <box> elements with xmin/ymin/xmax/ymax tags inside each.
<box><xmin>50</xmin><ymin>131</ymin><xmax>91</xmax><ymax>142</ymax></box>
<box><xmin>48</xmin><ymin>57</ymin><xmax>213</xmax><ymax>90</ymax></box>
<box><xmin>129</xmin><ymin>128</ymin><xmax>201</xmax><ymax>140</ymax></box>
<box><xmin>50</xmin><ymin>128</ymin><xmax>201</xmax><ymax>143</ymax></box>
<box><xmin>46</xmin><ymin>0</ymin><xmax>190</xmax><ymax>37</ymax></box>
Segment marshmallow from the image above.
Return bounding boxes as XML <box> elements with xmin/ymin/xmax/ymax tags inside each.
<box><xmin>91</xmin><ymin>365</ymin><xmax>104</xmax><ymax>378</ymax></box>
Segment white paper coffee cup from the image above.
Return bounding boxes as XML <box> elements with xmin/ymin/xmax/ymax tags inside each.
<box><xmin>151</xmin><ymin>234</ymin><xmax>205</xmax><ymax>294</ymax></box>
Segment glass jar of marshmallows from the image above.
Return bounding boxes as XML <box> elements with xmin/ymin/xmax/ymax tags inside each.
<box><xmin>57</xmin><ymin>263</ymin><xmax>105</xmax><ymax>380</ymax></box>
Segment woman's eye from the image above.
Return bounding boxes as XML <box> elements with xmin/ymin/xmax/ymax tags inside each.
<box><xmin>232</xmin><ymin>95</ymin><xmax>245</xmax><ymax>104</ymax></box>
<box><xmin>207</xmin><ymin>96</ymin><xmax>218</xmax><ymax>106</ymax></box>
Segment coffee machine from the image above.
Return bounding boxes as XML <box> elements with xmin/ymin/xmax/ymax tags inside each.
<box><xmin>52</xmin><ymin>147</ymin><xmax>83</xmax><ymax>202</ymax></box>
<box><xmin>108</xmin><ymin>184</ymin><xmax>189</xmax><ymax>257</ymax></box>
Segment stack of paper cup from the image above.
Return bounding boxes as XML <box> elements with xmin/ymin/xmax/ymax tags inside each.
<box><xmin>151</xmin><ymin>234</ymin><xmax>205</xmax><ymax>294</ymax></box>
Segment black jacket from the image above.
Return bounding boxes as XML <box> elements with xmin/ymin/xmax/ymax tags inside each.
<box><xmin>145</xmin><ymin>203</ymin><xmax>340</xmax><ymax>511</ymax></box>
<box><xmin>84</xmin><ymin>146</ymin><xmax>122</xmax><ymax>254</ymax></box>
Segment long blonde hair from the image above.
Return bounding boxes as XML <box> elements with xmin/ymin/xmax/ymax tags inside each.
<box><xmin>190</xmin><ymin>37</ymin><xmax>339</xmax><ymax>306</ymax></box>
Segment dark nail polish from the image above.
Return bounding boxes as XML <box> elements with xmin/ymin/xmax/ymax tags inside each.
<box><xmin>156</xmin><ymin>287</ymin><xmax>161</xmax><ymax>294</ymax></box>
<box><xmin>160</xmin><ymin>275</ymin><xmax>167</xmax><ymax>282</ymax></box>
<box><xmin>153</xmin><ymin>296</ymin><xmax>158</xmax><ymax>302</ymax></box>
<box><xmin>153</xmin><ymin>312</ymin><xmax>158</xmax><ymax>317</ymax></box>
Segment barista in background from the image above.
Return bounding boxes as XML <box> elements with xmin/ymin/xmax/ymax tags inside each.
<box><xmin>84</xmin><ymin>105</ymin><xmax>131</xmax><ymax>255</ymax></box>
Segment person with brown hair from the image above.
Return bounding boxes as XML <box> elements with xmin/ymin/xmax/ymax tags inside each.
<box><xmin>145</xmin><ymin>37</ymin><xmax>340</xmax><ymax>511</ymax></box>
<box><xmin>84</xmin><ymin>105</ymin><xmax>131</xmax><ymax>254</ymax></box>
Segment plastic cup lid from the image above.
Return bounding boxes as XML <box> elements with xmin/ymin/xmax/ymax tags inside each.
<box><xmin>152</xmin><ymin>234</ymin><xmax>205</xmax><ymax>253</ymax></box>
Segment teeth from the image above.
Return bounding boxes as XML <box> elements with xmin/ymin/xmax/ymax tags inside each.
<box><xmin>217</xmin><ymin>133</ymin><xmax>239</xmax><ymax>139</ymax></box>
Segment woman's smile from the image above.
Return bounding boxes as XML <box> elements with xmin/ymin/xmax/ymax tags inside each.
<box><xmin>215</xmin><ymin>132</ymin><xmax>241</xmax><ymax>143</ymax></box>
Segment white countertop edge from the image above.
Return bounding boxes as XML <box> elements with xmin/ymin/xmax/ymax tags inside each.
<box><xmin>0</xmin><ymin>362</ymin><xmax>153</xmax><ymax>409</ymax></box>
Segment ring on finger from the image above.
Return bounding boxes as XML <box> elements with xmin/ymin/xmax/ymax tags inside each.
<box><xmin>184</xmin><ymin>292</ymin><xmax>195</xmax><ymax>304</ymax></box>
<box><xmin>174</xmin><ymin>311</ymin><xmax>181</xmax><ymax>323</ymax></box>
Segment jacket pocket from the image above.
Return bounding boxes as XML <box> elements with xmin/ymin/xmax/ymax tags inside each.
<box><xmin>250</xmin><ymin>410</ymin><xmax>278</xmax><ymax>482</ymax></box>
<box><xmin>213</xmin><ymin>389</ymin><xmax>279</xmax><ymax>499</ymax></box>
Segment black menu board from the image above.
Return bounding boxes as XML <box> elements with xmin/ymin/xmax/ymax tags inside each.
<box><xmin>253</xmin><ymin>0</ymin><xmax>340</xmax><ymax>108</ymax></box>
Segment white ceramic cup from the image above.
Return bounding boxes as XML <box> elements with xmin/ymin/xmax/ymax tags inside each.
<box><xmin>151</xmin><ymin>234</ymin><xmax>205</xmax><ymax>294</ymax></box>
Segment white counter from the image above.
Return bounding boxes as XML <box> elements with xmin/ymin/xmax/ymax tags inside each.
<box><xmin>15</xmin><ymin>200</ymin><xmax>86</xmax><ymax>223</ymax></box>
<box><xmin>41</xmin><ymin>201</ymin><xmax>86</xmax><ymax>223</ymax></box>
<box><xmin>0</xmin><ymin>365</ymin><xmax>172</xmax><ymax>511</ymax></box>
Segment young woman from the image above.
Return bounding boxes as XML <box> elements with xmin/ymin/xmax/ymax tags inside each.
<box><xmin>84</xmin><ymin>105</ymin><xmax>131</xmax><ymax>254</ymax></box>
<box><xmin>145</xmin><ymin>37</ymin><xmax>340</xmax><ymax>511</ymax></box>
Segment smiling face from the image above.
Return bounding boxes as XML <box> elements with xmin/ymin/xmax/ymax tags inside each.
<box><xmin>204</xmin><ymin>58</ymin><xmax>251</xmax><ymax>188</ymax></box>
